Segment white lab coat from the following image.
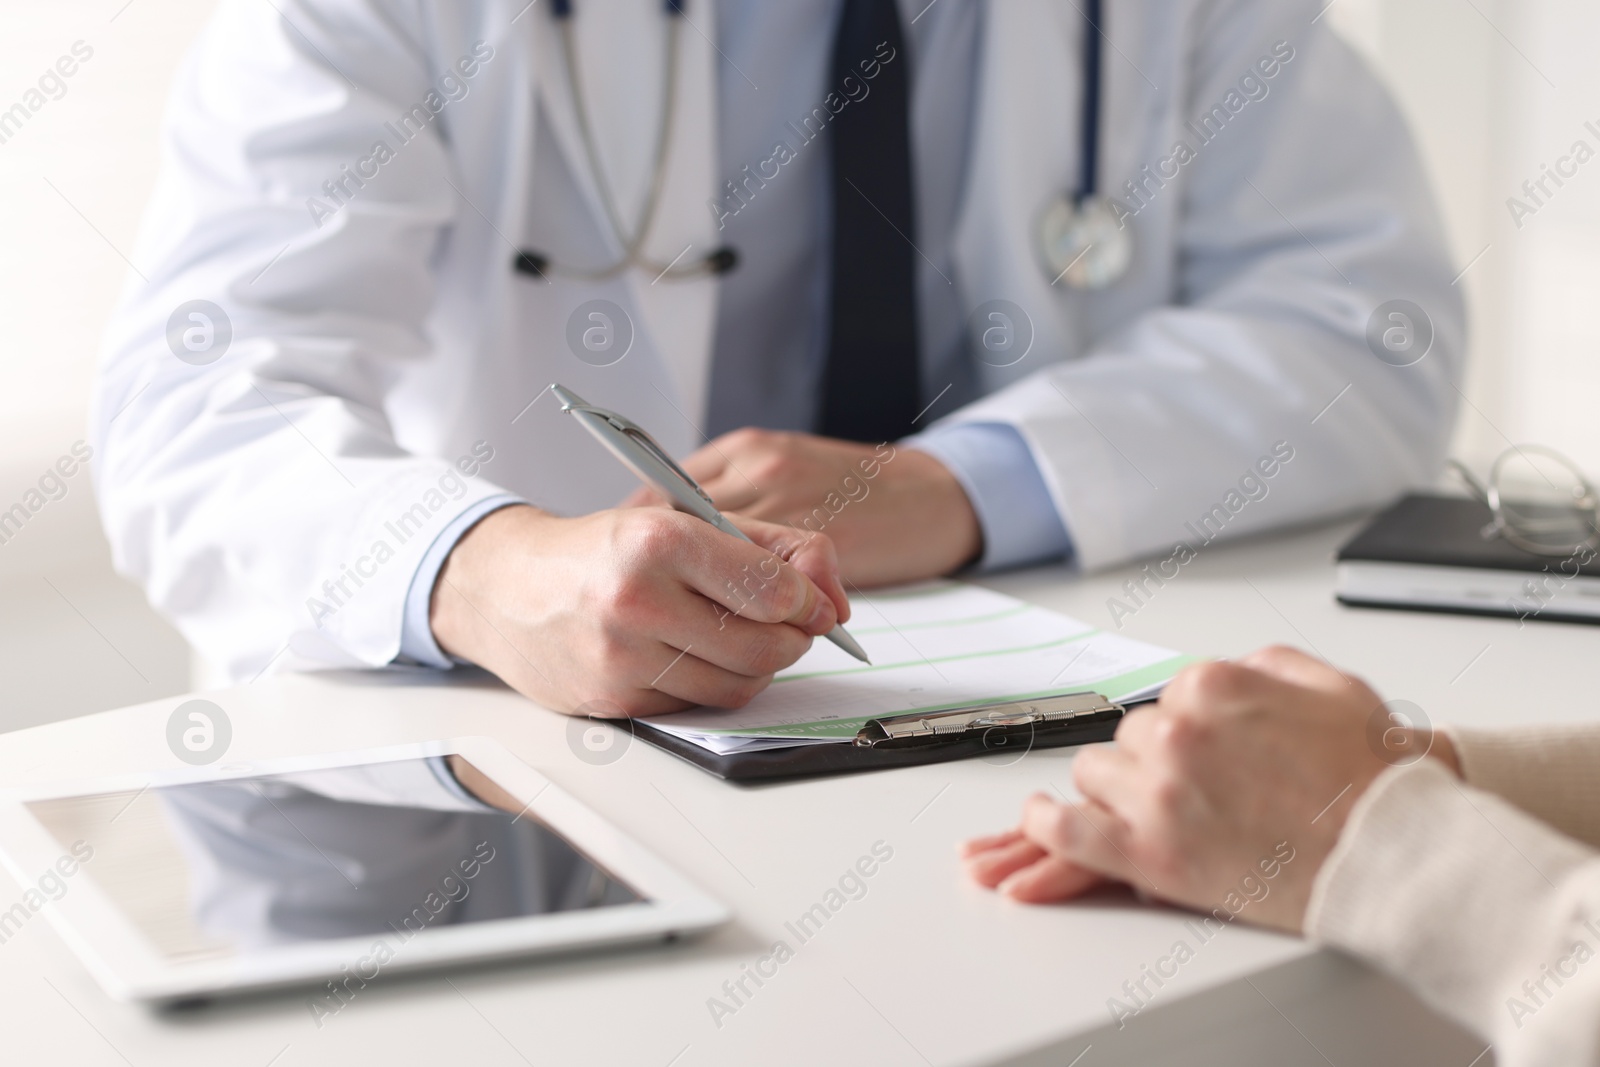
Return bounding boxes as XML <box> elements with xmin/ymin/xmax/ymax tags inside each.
<box><xmin>92</xmin><ymin>0</ymin><xmax>1464</xmax><ymax>682</ymax></box>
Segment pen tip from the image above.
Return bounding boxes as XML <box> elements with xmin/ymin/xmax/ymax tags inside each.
<box><xmin>828</xmin><ymin>626</ymin><xmax>870</xmax><ymax>663</ymax></box>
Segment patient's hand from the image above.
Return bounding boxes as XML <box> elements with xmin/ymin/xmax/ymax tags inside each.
<box><xmin>960</xmin><ymin>646</ymin><xmax>1459</xmax><ymax>933</ymax></box>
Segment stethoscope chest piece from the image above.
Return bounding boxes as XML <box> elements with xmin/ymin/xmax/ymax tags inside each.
<box><xmin>1038</xmin><ymin>194</ymin><xmax>1132</xmax><ymax>290</ymax></box>
<box><xmin>1034</xmin><ymin>0</ymin><xmax>1131</xmax><ymax>291</ymax></box>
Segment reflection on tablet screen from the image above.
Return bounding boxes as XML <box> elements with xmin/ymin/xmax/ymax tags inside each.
<box><xmin>26</xmin><ymin>756</ymin><xmax>644</xmax><ymax>961</ymax></box>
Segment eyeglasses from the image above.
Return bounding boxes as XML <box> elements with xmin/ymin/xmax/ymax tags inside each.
<box><xmin>1448</xmin><ymin>445</ymin><xmax>1600</xmax><ymax>557</ymax></box>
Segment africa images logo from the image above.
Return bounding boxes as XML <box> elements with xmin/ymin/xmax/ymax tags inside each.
<box><xmin>165</xmin><ymin>699</ymin><xmax>232</xmax><ymax>765</ymax></box>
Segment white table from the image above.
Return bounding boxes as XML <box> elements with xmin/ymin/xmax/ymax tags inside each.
<box><xmin>4</xmin><ymin>517</ymin><xmax>1585</xmax><ymax>1067</ymax></box>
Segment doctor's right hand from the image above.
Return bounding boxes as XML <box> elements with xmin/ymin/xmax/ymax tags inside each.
<box><xmin>428</xmin><ymin>505</ymin><xmax>850</xmax><ymax>717</ymax></box>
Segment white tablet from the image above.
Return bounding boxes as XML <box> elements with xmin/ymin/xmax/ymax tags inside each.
<box><xmin>0</xmin><ymin>737</ymin><xmax>729</xmax><ymax>1006</ymax></box>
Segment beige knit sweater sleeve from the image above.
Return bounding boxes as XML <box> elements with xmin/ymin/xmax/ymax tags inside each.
<box><xmin>1449</xmin><ymin>726</ymin><xmax>1600</xmax><ymax>850</ymax></box>
<box><xmin>1304</xmin><ymin>728</ymin><xmax>1600</xmax><ymax>1066</ymax></box>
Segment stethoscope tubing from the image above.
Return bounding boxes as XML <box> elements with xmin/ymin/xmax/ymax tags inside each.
<box><xmin>1076</xmin><ymin>0</ymin><xmax>1102</xmax><ymax>205</ymax></box>
<box><xmin>525</xmin><ymin>0</ymin><xmax>729</xmax><ymax>281</ymax></box>
<box><xmin>526</xmin><ymin>0</ymin><xmax>1117</xmax><ymax>289</ymax></box>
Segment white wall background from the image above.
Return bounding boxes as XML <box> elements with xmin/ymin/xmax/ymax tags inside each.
<box><xmin>1332</xmin><ymin>0</ymin><xmax>1600</xmax><ymax>473</ymax></box>
<box><xmin>0</xmin><ymin>0</ymin><xmax>1595</xmax><ymax>731</ymax></box>
<box><xmin>0</xmin><ymin>0</ymin><xmax>214</xmax><ymax>731</ymax></box>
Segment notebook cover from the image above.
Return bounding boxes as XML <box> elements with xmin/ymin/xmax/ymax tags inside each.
<box><xmin>1336</xmin><ymin>493</ymin><xmax>1600</xmax><ymax>575</ymax></box>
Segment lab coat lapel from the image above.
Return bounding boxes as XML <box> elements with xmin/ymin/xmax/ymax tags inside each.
<box><xmin>623</xmin><ymin>0</ymin><xmax>720</xmax><ymax>429</ymax></box>
<box><xmin>953</xmin><ymin>0</ymin><xmax>1085</xmax><ymax>391</ymax></box>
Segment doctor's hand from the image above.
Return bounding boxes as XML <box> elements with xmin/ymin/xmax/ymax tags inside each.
<box><xmin>959</xmin><ymin>647</ymin><xmax>1460</xmax><ymax>934</ymax></box>
<box><xmin>620</xmin><ymin>430</ymin><xmax>982</xmax><ymax>586</ymax></box>
<box><xmin>428</xmin><ymin>505</ymin><xmax>850</xmax><ymax>717</ymax></box>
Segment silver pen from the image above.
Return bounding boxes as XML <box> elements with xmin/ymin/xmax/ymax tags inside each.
<box><xmin>551</xmin><ymin>384</ymin><xmax>871</xmax><ymax>664</ymax></box>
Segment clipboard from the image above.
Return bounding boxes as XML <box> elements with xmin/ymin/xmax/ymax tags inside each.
<box><xmin>628</xmin><ymin>692</ymin><xmax>1130</xmax><ymax>783</ymax></box>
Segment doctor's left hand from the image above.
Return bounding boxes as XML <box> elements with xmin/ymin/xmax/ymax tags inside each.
<box><xmin>620</xmin><ymin>430</ymin><xmax>982</xmax><ymax>586</ymax></box>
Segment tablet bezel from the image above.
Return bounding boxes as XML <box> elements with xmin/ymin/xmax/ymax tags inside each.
<box><xmin>0</xmin><ymin>736</ymin><xmax>729</xmax><ymax>1004</ymax></box>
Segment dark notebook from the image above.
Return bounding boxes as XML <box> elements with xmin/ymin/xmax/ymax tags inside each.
<box><xmin>1335</xmin><ymin>493</ymin><xmax>1600</xmax><ymax>624</ymax></box>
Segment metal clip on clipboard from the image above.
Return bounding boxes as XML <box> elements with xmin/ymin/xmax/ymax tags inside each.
<box><xmin>853</xmin><ymin>693</ymin><xmax>1125</xmax><ymax>749</ymax></box>
<box><xmin>632</xmin><ymin>690</ymin><xmax>1130</xmax><ymax>781</ymax></box>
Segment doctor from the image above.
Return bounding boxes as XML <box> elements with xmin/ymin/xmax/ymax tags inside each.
<box><xmin>93</xmin><ymin>0</ymin><xmax>1463</xmax><ymax>714</ymax></box>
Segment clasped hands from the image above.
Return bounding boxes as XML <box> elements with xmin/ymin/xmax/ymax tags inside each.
<box><xmin>962</xmin><ymin>646</ymin><xmax>1460</xmax><ymax>935</ymax></box>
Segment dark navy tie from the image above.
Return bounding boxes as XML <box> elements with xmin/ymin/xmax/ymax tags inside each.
<box><xmin>817</xmin><ymin>0</ymin><xmax>921</xmax><ymax>443</ymax></box>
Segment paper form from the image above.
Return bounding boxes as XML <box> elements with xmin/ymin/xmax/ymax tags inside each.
<box><xmin>641</xmin><ymin>582</ymin><xmax>1198</xmax><ymax>752</ymax></box>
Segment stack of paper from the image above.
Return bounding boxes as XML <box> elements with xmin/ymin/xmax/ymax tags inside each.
<box><xmin>641</xmin><ymin>582</ymin><xmax>1196</xmax><ymax>754</ymax></box>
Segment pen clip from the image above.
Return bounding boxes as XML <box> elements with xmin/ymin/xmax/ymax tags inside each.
<box><xmin>559</xmin><ymin>398</ymin><xmax>716</xmax><ymax>509</ymax></box>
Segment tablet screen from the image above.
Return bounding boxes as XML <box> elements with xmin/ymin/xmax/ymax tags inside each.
<box><xmin>26</xmin><ymin>756</ymin><xmax>643</xmax><ymax>962</ymax></box>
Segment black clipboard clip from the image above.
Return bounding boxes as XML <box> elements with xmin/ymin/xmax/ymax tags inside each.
<box><xmin>853</xmin><ymin>692</ymin><xmax>1125</xmax><ymax>749</ymax></box>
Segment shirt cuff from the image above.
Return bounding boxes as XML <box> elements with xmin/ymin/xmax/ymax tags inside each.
<box><xmin>398</xmin><ymin>494</ymin><xmax>524</xmax><ymax>669</ymax></box>
<box><xmin>904</xmin><ymin>422</ymin><xmax>1073</xmax><ymax>571</ymax></box>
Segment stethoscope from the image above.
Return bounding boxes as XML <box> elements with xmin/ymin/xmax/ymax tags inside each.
<box><xmin>513</xmin><ymin>0</ymin><xmax>738</xmax><ymax>281</ymax></box>
<box><xmin>515</xmin><ymin>0</ymin><xmax>1128</xmax><ymax>290</ymax></box>
<box><xmin>1035</xmin><ymin>0</ymin><xmax>1133</xmax><ymax>289</ymax></box>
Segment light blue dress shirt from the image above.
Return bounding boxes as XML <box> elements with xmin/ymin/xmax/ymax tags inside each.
<box><xmin>399</xmin><ymin>0</ymin><xmax>1071</xmax><ymax>668</ymax></box>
